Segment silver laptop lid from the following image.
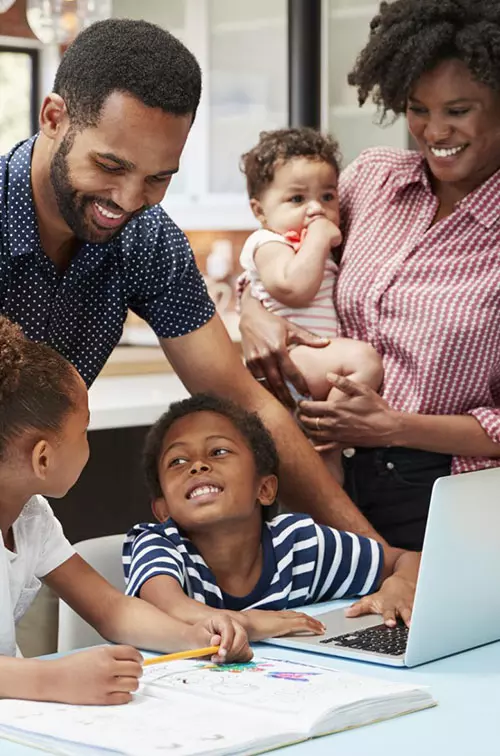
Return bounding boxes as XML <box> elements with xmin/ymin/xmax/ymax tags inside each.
<box><xmin>405</xmin><ymin>467</ymin><xmax>500</xmax><ymax>666</ymax></box>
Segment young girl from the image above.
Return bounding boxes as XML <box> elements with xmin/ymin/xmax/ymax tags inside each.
<box><xmin>123</xmin><ymin>393</ymin><xmax>419</xmax><ymax>639</ymax></box>
<box><xmin>0</xmin><ymin>318</ymin><xmax>251</xmax><ymax>705</ymax></box>
<box><xmin>239</xmin><ymin>127</ymin><xmax>383</xmax><ymax>481</ymax></box>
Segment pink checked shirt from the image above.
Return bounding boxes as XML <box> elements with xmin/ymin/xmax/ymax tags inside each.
<box><xmin>337</xmin><ymin>147</ymin><xmax>500</xmax><ymax>474</ymax></box>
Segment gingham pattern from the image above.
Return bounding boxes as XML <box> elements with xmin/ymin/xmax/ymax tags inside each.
<box><xmin>337</xmin><ymin>147</ymin><xmax>500</xmax><ymax>474</ymax></box>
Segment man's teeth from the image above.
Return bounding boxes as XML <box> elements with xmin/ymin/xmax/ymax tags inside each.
<box><xmin>95</xmin><ymin>202</ymin><xmax>123</xmax><ymax>219</ymax></box>
<box><xmin>429</xmin><ymin>145</ymin><xmax>466</xmax><ymax>158</ymax></box>
<box><xmin>188</xmin><ymin>485</ymin><xmax>222</xmax><ymax>499</ymax></box>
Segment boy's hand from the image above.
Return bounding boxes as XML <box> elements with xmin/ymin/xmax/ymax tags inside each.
<box><xmin>345</xmin><ymin>551</ymin><xmax>421</xmax><ymax>628</ymax></box>
<box><xmin>189</xmin><ymin>613</ymin><xmax>253</xmax><ymax>663</ymax></box>
<box><xmin>242</xmin><ymin>609</ymin><xmax>326</xmax><ymax>642</ymax></box>
<box><xmin>48</xmin><ymin>645</ymin><xmax>143</xmax><ymax>705</ymax></box>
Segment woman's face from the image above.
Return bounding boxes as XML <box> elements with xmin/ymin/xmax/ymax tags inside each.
<box><xmin>406</xmin><ymin>59</ymin><xmax>500</xmax><ymax>194</ymax></box>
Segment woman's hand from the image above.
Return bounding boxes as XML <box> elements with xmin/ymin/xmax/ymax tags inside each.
<box><xmin>298</xmin><ymin>373</ymin><xmax>403</xmax><ymax>449</ymax></box>
<box><xmin>239</xmin><ymin>289</ymin><xmax>329</xmax><ymax>408</ymax></box>
<box><xmin>242</xmin><ymin>609</ymin><xmax>326</xmax><ymax>642</ymax></box>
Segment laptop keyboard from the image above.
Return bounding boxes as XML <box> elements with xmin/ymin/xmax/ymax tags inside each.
<box><xmin>319</xmin><ymin>621</ymin><xmax>408</xmax><ymax>656</ymax></box>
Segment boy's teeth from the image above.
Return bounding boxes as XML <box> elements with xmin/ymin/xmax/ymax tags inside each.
<box><xmin>430</xmin><ymin>145</ymin><xmax>465</xmax><ymax>158</ymax></box>
<box><xmin>189</xmin><ymin>485</ymin><xmax>221</xmax><ymax>499</ymax></box>
<box><xmin>95</xmin><ymin>202</ymin><xmax>123</xmax><ymax>219</ymax></box>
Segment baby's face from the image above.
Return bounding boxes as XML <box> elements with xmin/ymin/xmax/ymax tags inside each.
<box><xmin>256</xmin><ymin>157</ymin><xmax>340</xmax><ymax>235</ymax></box>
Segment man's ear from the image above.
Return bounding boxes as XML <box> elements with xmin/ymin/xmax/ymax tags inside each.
<box><xmin>257</xmin><ymin>475</ymin><xmax>278</xmax><ymax>509</ymax></box>
<box><xmin>250</xmin><ymin>198</ymin><xmax>267</xmax><ymax>226</ymax></box>
<box><xmin>31</xmin><ymin>439</ymin><xmax>52</xmax><ymax>482</ymax></box>
<box><xmin>152</xmin><ymin>496</ymin><xmax>170</xmax><ymax>523</ymax></box>
<box><xmin>39</xmin><ymin>93</ymin><xmax>70</xmax><ymax>140</ymax></box>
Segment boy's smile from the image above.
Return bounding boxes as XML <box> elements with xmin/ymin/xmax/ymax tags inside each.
<box><xmin>153</xmin><ymin>411</ymin><xmax>276</xmax><ymax>532</ymax></box>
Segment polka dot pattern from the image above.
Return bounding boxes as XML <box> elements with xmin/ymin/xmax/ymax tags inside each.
<box><xmin>0</xmin><ymin>137</ymin><xmax>215</xmax><ymax>387</ymax></box>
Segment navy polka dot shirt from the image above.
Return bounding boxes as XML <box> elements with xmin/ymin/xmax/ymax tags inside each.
<box><xmin>0</xmin><ymin>137</ymin><xmax>215</xmax><ymax>386</ymax></box>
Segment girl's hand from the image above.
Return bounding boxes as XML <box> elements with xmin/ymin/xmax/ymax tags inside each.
<box><xmin>189</xmin><ymin>614</ymin><xmax>253</xmax><ymax>663</ymax></box>
<box><xmin>344</xmin><ymin>574</ymin><xmax>416</xmax><ymax>628</ymax></box>
<box><xmin>243</xmin><ymin>609</ymin><xmax>326</xmax><ymax>642</ymax></box>
<box><xmin>239</xmin><ymin>293</ymin><xmax>329</xmax><ymax>408</ymax></box>
<box><xmin>47</xmin><ymin>645</ymin><xmax>143</xmax><ymax>705</ymax></box>
<box><xmin>298</xmin><ymin>373</ymin><xmax>403</xmax><ymax>449</ymax></box>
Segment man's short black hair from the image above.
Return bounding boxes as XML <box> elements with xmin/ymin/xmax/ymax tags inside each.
<box><xmin>54</xmin><ymin>18</ymin><xmax>201</xmax><ymax>128</ymax></box>
<box><xmin>143</xmin><ymin>393</ymin><xmax>279</xmax><ymax>500</ymax></box>
<box><xmin>348</xmin><ymin>0</ymin><xmax>500</xmax><ymax>120</ymax></box>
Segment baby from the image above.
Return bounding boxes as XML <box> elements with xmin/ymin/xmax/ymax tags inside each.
<box><xmin>123</xmin><ymin>393</ymin><xmax>418</xmax><ymax>640</ymax></box>
<box><xmin>239</xmin><ymin>127</ymin><xmax>383</xmax><ymax>481</ymax></box>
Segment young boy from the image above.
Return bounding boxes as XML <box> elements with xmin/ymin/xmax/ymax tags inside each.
<box><xmin>239</xmin><ymin>127</ymin><xmax>383</xmax><ymax>481</ymax></box>
<box><xmin>123</xmin><ymin>394</ymin><xmax>419</xmax><ymax>640</ymax></box>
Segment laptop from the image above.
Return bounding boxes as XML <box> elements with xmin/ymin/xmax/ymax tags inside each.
<box><xmin>265</xmin><ymin>467</ymin><xmax>500</xmax><ymax>667</ymax></box>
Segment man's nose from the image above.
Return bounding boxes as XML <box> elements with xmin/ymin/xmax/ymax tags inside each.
<box><xmin>111</xmin><ymin>182</ymin><xmax>147</xmax><ymax>214</ymax></box>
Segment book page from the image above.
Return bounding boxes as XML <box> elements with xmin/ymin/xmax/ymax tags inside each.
<box><xmin>0</xmin><ymin>692</ymin><xmax>297</xmax><ymax>756</ymax></box>
<box><xmin>141</xmin><ymin>656</ymin><xmax>433</xmax><ymax>733</ymax></box>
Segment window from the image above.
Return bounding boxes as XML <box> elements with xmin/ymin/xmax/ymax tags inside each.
<box><xmin>0</xmin><ymin>46</ymin><xmax>39</xmax><ymax>155</ymax></box>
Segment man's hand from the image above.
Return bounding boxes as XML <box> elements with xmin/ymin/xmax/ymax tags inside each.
<box><xmin>239</xmin><ymin>293</ymin><xmax>329</xmax><ymax>408</ymax></box>
<box><xmin>242</xmin><ymin>609</ymin><xmax>326</xmax><ymax>642</ymax></box>
<box><xmin>189</xmin><ymin>613</ymin><xmax>253</xmax><ymax>663</ymax></box>
<box><xmin>345</xmin><ymin>551</ymin><xmax>421</xmax><ymax>628</ymax></box>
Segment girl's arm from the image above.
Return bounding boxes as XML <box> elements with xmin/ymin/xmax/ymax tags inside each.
<box><xmin>44</xmin><ymin>554</ymin><xmax>251</xmax><ymax>661</ymax></box>
<box><xmin>255</xmin><ymin>218</ymin><xmax>341</xmax><ymax>307</ymax></box>
<box><xmin>138</xmin><ymin>573</ymin><xmax>325</xmax><ymax>641</ymax></box>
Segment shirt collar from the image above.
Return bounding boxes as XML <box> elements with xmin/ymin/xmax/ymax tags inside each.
<box><xmin>456</xmin><ymin>167</ymin><xmax>500</xmax><ymax>229</ymax></box>
<box><xmin>5</xmin><ymin>136</ymin><xmax>41</xmax><ymax>257</ymax></box>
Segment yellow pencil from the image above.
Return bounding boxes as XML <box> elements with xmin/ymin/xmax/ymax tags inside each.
<box><xmin>143</xmin><ymin>645</ymin><xmax>220</xmax><ymax>666</ymax></box>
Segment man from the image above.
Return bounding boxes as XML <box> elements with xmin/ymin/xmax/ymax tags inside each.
<box><xmin>2</xmin><ymin>20</ymin><xmax>416</xmax><ymax>640</ymax></box>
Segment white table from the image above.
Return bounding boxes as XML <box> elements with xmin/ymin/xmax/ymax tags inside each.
<box><xmin>3</xmin><ymin>600</ymin><xmax>499</xmax><ymax>755</ymax></box>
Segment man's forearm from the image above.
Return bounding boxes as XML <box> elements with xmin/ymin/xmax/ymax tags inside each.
<box><xmin>245</xmin><ymin>392</ymin><xmax>387</xmax><ymax>542</ymax></box>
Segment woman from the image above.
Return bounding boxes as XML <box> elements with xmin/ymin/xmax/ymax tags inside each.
<box><xmin>239</xmin><ymin>0</ymin><xmax>500</xmax><ymax>551</ymax></box>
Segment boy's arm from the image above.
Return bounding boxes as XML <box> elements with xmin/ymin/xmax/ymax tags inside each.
<box><xmin>44</xmin><ymin>554</ymin><xmax>251</xmax><ymax>661</ymax></box>
<box><xmin>139</xmin><ymin>573</ymin><xmax>325</xmax><ymax>641</ymax></box>
<box><xmin>255</xmin><ymin>219</ymin><xmax>341</xmax><ymax>307</ymax></box>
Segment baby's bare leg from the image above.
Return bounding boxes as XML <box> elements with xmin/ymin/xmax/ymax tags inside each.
<box><xmin>289</xmin><ymin>339</ymin><xmax>383</xmax><ymax>486</ymax></box>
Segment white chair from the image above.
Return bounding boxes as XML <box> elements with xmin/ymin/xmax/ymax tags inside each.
<box><xmin>57</xmin><ymin>533</ymin><xmax>126</xmax><ymax>652</ymax></box>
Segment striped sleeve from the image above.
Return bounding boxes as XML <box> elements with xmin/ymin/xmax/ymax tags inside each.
<box><xmin>308</xmin><ymin>525</ymin><xmax>384</xmax><ymax>601</ymax></box>
<box><xmin>123</xmin><ymin>529</ymin><xmax>185</xmax><ymax>598</ymax></box>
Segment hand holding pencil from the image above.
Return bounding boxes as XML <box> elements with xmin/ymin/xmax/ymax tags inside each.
<box><xmin>185</xmin><ymin>613</ymin><xmax>253</xmax><ymax>664</ymax></box>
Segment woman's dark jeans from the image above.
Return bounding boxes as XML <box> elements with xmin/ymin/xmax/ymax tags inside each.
<box><xmin>343</xmin><ymin>447</ymin><xmax>452</xmax><ymax>551</ymax></box>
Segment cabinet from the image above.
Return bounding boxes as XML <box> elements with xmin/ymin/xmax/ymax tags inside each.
<box><xmin>111</xmin><ymin>0</ymin><xmax>408</xmax><ymax>229</ymax></box>
<box><xmin>323</xmin><ymin>0</ymin><xmax>408</xmax><ymax>164</ymax></box>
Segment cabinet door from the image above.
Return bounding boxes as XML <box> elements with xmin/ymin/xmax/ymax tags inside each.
<box><xmin>206</xmin><ymin>0</ymin><xmax>287</xmax><ymax>196</ymax></box>
<box><xmin>324</xmin><ymin>0</ymin><xmax>408</xmax><ymax>165</ymax></box>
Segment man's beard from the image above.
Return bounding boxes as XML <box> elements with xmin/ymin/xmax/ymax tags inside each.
<box><xmin>49</xmin><ymin>132</ymin><xmax>141</xmax><ymax>244</ymax></box>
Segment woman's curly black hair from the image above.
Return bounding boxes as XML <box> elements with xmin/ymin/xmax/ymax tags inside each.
<box><xmin>348</xmin><ymin>0</ymin><xmax>500</xmax><ymax>120</ymax></box>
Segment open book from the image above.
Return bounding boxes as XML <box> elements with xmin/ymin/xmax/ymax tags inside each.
<box><xmin>0</xmin><ymin>656</ymin><xmax>435</xmax><ymax>756</ymax></box>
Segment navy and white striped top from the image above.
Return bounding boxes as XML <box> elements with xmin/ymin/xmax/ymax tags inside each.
<box><xmin>123</xmin><ymin>514</ymin><xmax>384</xmax><ymax>610</ymax></box>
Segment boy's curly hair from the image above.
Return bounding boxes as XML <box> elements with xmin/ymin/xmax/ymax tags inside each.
<box><xmin>348</xmin><ymin>0</ymin><xmax>500</xmax><ymax>121</ymax></box>
<box><xmin>240</xmin><ymin>127</ymin><xmax>341</xmax><ymax>200</ymax></box>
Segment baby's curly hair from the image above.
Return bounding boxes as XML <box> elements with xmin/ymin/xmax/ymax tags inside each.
<box><xmin>348</xmin><ymin>0</ymin><xmax>500</xmax><ymax>120</ymax></box>
<box><xmin>0</xmin><ymin>316</ymin><xmax>79</xmax><ymax>459</ymax></box>
<box><xmin>143</xmin><ymin>393</ymin><xmax>279</xmax><ymax>500</ymax></box>
<box><xmin>240</xmin><ymin>127</ymin><xmax>341</xmax><ymax>200</ymax></box>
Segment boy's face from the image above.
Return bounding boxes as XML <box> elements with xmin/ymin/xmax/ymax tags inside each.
<box><xmin>251</xmin><ymin>157</ymin><xmax>340</xmax><ymax>235</ymax></box>
<box><xmin>153</xmin><ymin>411</ymin><xmax>277</xmax><ymax>532</ymax></box>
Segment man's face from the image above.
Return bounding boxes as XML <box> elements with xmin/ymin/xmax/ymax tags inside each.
<box><xmin>49</xmin><ymin>92</ymin><xmax>192</xmax><ymax>243</ymax></box>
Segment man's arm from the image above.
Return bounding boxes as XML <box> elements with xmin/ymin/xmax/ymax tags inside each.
<box><xmin>160</xmin><ymin>314</ymin><xmax>385</xmax><ymax>543</ymax></box>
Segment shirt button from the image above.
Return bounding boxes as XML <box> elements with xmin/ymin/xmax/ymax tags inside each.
<box><xmin>386</xmin><ymin>461</ymin><xmax>395</xmax><ymax>470</ymax></box>
<box><xmin>343</xmin><ymin>448</ymin><xmax>356</xmax><ymax>458</ymax></box>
